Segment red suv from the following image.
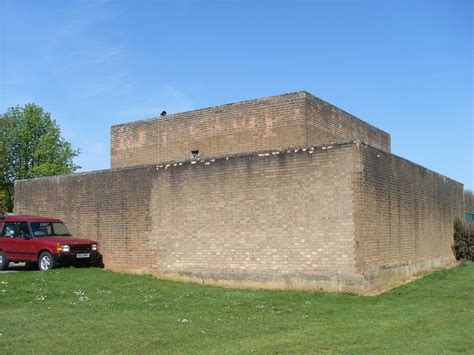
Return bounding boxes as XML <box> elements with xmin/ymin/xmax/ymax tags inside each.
<box><xmin>0</xmin><ymin>214</ymin><xmax>102</xmax><ymax>271</ymax></box>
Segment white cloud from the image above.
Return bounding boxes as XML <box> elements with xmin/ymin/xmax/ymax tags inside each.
<box><xmin>91</xmin><ymin>142</ymin><xmax>106</xmax><ymax>154</ymax></box>
<box><xmin>75</xmin><ymin>140</ymin><xmax>109</xmax><ymax>172</ymax></box>
<box><xmin>119</xmin><ymin>84</ymin><xmax>194</xmax><ymax>120</ymax></box>
<box><xmin>38</xmin><ymin>1</ymin><xmax>131</xmax><ymax>100</ymax></box>
<box><xmin>78</xmin><ymin>71</ymin><xmax>133</xmax><ymax>98</ymax></box>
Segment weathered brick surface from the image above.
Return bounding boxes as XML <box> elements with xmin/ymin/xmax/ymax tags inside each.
<box><xmin>111</xmin><ymin>91</ymin><xmax>390</xmax><ymax>168</ymax></box>
<box><xmin>15</xmin><ymin>144</ymin><xmax>357</xmax><ymax>280</ymax></box>
<box><xmin>306</xmin><ymin>96</ymin><xmax>390</xmax><ymax>153</ymax></box>
<box><xmin>149</xmin><ymin>144</ymin><xmax>357</xmax><ymax>276</ymax></box>
<box><xmin>352</xmin><ymin>143</ymin><xmax>464</xmax><ymax>274</ymax></box>
<box><xmin>12</xmin><ymin>90</ymin><xmax>463</xmax><ymax>293</ymax></box>
<box><xmin>14</xmin><ymin>167</ymin><xmax>156</xmax><ymax>269</ymax></box>
<box><xmin>111</xmin><ymin>92</ymin><xmax>307</xmax><ymax>168</ymax></box>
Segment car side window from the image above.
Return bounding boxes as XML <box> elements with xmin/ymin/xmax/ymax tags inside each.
<box><xmin>30</xmin><ymin>222</ymin><xmax>48</xmax><ymax>237</ymax></box>
<box><xmin>17</xmin><ymin>222</ymin><xmax>32</xmax><ymax>239</ymax></box>
<box><xmin>2</xmin><ymin>223</ymin><xmax>16</xmax><ymax>238</ymax></box>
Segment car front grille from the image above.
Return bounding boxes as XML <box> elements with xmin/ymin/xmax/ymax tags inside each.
<box><xmin>70</xmin><ymin>244</ymin><xmax>92</xmax><ymax>252</ymax></box>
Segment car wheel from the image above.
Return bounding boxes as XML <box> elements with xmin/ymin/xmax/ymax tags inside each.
<box><xmin>0</xmin><ymin>251</ymin><xmax>8</xmax><ymax>271</ymax></box>
<box><xmin>38</xmin><ymin>252</ymin><xmax>54</xmax><ymax>271</ymax></box>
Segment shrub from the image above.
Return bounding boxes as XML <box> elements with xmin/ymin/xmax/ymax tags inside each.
<box><xmin>452</xmin><ymin>218</ymin><xmax>474</xmax><ymax>261</ymax></box>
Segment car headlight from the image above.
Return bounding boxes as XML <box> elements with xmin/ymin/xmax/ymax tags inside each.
<box><xmin>60</xmin><ymin>245</ymin><xmax>70</xmax><ymax>252</ymax></box>
<box><xmin>91</xmin><ymin>244</ymin><xmax>97</xmax><ymax>251</ymax></box>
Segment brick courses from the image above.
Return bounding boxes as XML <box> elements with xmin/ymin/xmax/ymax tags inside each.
<box><xmin>353</xmin><ymin>144</ymin><xmax>464</xmax><ymax>274</ymax></box>
<box><xmin>111</xmin><ymin>91</ymin><xmax>390</xmax><ymax>168</ymax></box>
<box><xmin>13</xmin><ymin>91</ymin><xmax>463</xmax><ymax>293</ymax></box>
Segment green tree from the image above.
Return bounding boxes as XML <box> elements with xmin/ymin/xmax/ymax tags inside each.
<box><xmin>465</xmin><ymin>190</ymin><xmax>474</xmax><ymax>213</ymax></box>
<box><xmin>0</xmin><ymin>103</ymin><xmax>80</xmax><ymax>212</ymax></box>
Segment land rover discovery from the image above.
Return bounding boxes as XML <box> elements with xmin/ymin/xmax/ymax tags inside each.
<box><xmin>0</xmin><ymin>214</ymin><xmax>102</xmax><ymax>271</ymax></box>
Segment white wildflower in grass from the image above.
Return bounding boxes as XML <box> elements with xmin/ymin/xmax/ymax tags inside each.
<box><xmin>1</xmin><ymin>281</ymin><xmax>7</xmax><ymax>285</ymax></box>
<box><xmin>178</xmin><ymin>318</ymin><xmax>189</xmax><ymax>323</ymax></box>
<box><xmin>72</xmin><ymin>290</ymin><xmax>90</xmax><ymax>302</ymax></box>
<box><xmin>256</xmin><ymin>304</ymin><xmax>265</xmax><ymax>309</ymax></box>
<box><xmin>302</xmin><ymin>314</ymin><xmax>309</xmax><ymax>319</ymax></box>
<box><xmin>270</xmin><ymin>307</ymin><xmax>282</xmax><ymax>314</ymax></box>
<box><xmin>35</xmin><ymin>295</ymin><xmax>46</xmax><ymax>301</ymax></box>
<box><xmin>1</xmin><ymin>289</ymin><xmax>6</xmax><ymax>294</ymax></box>
<box><xmin>305</xmin><ymin>301</ymin><xmax>311</xmax><ymax>305</ymax></box>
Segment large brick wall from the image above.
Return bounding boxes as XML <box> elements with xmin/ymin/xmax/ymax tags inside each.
<box><xmin>14</xmin><ymin>141</ymin><xmax>463</xmax><ymax>293</ymax></box>
<box><xmin>12</xmin><ymin>88</ymin><xmax>463</xmax><ymax>293</ymax></box>
<box><xmin>111</xmin><ymin>91</ymin><xmax>390</xmax><ymax>168</ymax></box>
<box><xmin>149</xmin><ymin>143</ymin><xmax>357</xmax><ymax>278</ymax></box>
<box><xmin>352</xmin><ymin>144</ymin><xmax>464</xmax><ymax>274</ymax></box>
<box><xmin>306</xmin><ymin>95</ymin><xmax>390</xmax><ymax>153</ymax></box>
<box><xmin>111</xmin><ymin>92</ymin><xmax>308</xmax><ymax>168</ymax></box>
<box><xmin>14</xmin><ymin>167</ymin><xmax>156</xmax><ymax>268</ymax></box>
<box><xmin>15</xmin><ymin>143</ymin><xmax>360</xmax><ymax>290</ymax></box>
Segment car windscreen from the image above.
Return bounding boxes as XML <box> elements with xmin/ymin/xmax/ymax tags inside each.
<box><xmin>30</xmin><ymin>222</ymin><xmax>72</xmax><ymax>237</ymax></box>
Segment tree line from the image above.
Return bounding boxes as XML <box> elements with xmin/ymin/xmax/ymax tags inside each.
<box><xmin>0</xmin><ymin>104</ymin><xmax>80</xmax><ymax>213</ymax></box>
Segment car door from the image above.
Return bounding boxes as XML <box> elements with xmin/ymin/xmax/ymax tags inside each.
<box><xmin>13</xmin><ymin>222</ymin><xmax>36</xmax><ymax>261</ymax></box>
<box><xmin>1</xmin><ymin>222</ymin><xmax>17</xmax><ymax>259</ymax></box>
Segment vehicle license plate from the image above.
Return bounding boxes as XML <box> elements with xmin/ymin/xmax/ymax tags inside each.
<box><xmin>76</xmin><ymin>253</ymin><xmax>90</xmax><ymax>258</ymax></box>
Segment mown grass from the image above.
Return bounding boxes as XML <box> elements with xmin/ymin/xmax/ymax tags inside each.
<box><xmin>1</xmin><ymin>264</ymin><xmax>473</xmax><ymax>354</ymax></box>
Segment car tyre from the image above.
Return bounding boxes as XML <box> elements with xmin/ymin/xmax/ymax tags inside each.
<box><xmin>38</xmin><ymin>252</ymin><xmax>54</xmax><ymax>271</ymax></box>
<box><xmin>0</xmin><ymin>251</ymin><xmax>8</xmax><ymax>271</ymax></box>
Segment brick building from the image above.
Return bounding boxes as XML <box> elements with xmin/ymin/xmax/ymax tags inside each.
<box><xmin>14</xmin><ymin>91</ymin><xmax>464</xmax><ymax>293</ymax></box>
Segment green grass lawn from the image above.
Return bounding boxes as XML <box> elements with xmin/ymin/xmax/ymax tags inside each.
<box><xmin>1</xmin><ymin>264</ymin><xmax>473</xmax><ymax>354</ymax></box>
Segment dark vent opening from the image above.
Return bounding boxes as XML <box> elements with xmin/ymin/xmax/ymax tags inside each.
<box><xmin>190</xmin><ymin>150</ymin><xmax>200</xmax><ymax>159</ymax></box>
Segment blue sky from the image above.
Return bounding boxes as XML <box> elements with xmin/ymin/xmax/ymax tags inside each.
<box><xmin>0</xmin><ymin>0</ymin><xmax>472</xmax><ymax>189</ymax></box>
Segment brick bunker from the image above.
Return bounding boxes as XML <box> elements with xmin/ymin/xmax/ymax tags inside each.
<box><xmin>14</xmin><ymin>91</ymin><xmax>464</xmax><ymax>293</ymax></box>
